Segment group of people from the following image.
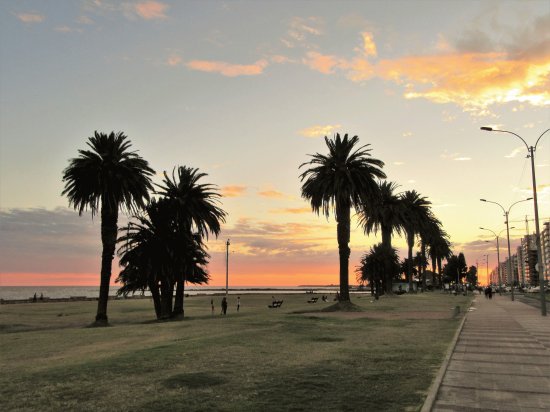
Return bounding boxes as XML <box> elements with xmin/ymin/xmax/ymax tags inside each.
<box><xmin>211</xmin><ymin>296</ymin><xmax>240</xmax><ymax>315</ymax></box>
<box><xmin>32</xmin><ymin>293</ymin><xmax>43</xmax><ymax>302</ymax></box>
<box><xmin>484</xmin><ymin>286</ymin><xmax>493</xmax><ymax>299</ymax></box>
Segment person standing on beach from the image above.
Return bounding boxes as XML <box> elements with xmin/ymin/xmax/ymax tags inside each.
<box><xmin>221</xmin><ymin>297</ymin><xmax>228</xmax><ymax>315</ymax></box>
<box><xmin>237</xmin><ymin>296</ymin><xmax>240</xmax><ymax>312</ymax></box>
<box><xmin>211</xmin><ymin>298</ymin><xmax>214</xmax><ymax>315</ymax></box>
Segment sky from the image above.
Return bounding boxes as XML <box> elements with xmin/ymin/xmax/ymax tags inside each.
<box><xmin>1</xmin><ymin>0</ymin><xmax>549</xmax><ymax>288</ymax></box>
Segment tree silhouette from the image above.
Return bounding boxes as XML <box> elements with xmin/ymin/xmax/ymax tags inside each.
<box><xmin>62</xmin><ymin>131</ymin><xmax>154</xmax><ymax>325</ymax></box>
<box><xmin>300</xmin><ymin>134</ymin><xmax>385</xmax><ymax>301</ymax></box>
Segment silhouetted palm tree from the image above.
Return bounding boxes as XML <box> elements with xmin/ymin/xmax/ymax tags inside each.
<box><xmin>300</xmin><ymin>133</ymin><xmax>386</xmax><ymax>301</ymax></box>
<box><xmin>358</xmin><ymin>181</ymin><xmax>404</xmax><ymax>293</ymax></box>
<box><xmin>399</xmin><ymin>190</ymin><xmax>432</xmax><ymax>293</ymax></box>
<box><xmin>155</xmin><ymin>166</ymin><xmax>226</xmax><ymax>317</ymax></box>
<box><xmin>357</xmin><ymin>243</ymin><xmax>400</xmax><ymax>298</ymax></box>
<box><xmin>426</xmin><ymin>223</ymin><xmax>451</xmax><ymax>288</ymax></box>
<box><xmin>117</xmin><ymin>200</ymin><xmax>209</xmax><ymax>319</ymax></box>
<box><xmin>417</xmin><ymin>216</ymin><xmax>443</xmax><ymax>290</ymax></box>
<box><xmin>62</xmin><ymin>131</ymin><xmax>154</xmax><ymax>325</ymax></box>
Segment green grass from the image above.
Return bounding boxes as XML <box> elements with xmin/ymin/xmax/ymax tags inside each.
<box><xmin>0</xmin><ymin>292</ymin><xmax>471</xmax><ymax>411</ymax></box>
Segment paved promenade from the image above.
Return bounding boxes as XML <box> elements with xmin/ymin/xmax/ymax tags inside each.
<box><xmin>430</xmin><ymin>294</ymin><xmax>550</xmax><ymax>411</ymax></box>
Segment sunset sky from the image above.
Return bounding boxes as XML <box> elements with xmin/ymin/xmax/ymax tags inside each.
<box><xmin>1</xmin><ymin>0</ymin><xmax>549</xmax><ymax>288</ymax></box>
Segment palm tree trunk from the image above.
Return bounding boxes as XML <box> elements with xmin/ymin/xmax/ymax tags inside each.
<box><xmin>160</xmin><ymin>280</ymin><xmax>173</xmax><ymax>320</ymax></box>
<box><xmin>336</xmin><ymin>202</ymin><xmax>351</xmax><ymax>301</ymax></box>
<box><xmin>96</xmin><ymin>205</ymin><xmax>118</xmax><ymax>325</ymax></box>
<box><xmin>437</xmin><ymin>257</ymin><xmax>443</xmax><ymax>288</ymax></box>
<box><xmin>148</xmin><ymin>279</ymin><xmax>162</xmax><ymax>319</ymax></box>
<box><xmin>173</xmin><ymin>275</ymin><xmax>185</xmax><ymax>318</ymax></box>
<box><xmin>421</xmin><ymin>241</ymin><xmax>427</xmax><ymax>291</ymax></box>
<box><xmin>381</xmin><ymin>226</ymin><xmax>394</xmax><ymax>294</ymax></box>
<box><xmin>407</xmin><ymin>230</ymin><xmax>414</xmax><ymax>293</ymax></box>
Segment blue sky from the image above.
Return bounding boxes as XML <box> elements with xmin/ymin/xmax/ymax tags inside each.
<box><xmin>1</xmin><ymin>0</ymin><xmax>549</xmax><ymax>286</ymax></box>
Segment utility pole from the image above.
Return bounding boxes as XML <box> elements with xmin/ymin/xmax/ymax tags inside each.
<box><xmin>226</xmin><ymin>239</ymin><xmax>230</xmax><ymax>296</ymax></box>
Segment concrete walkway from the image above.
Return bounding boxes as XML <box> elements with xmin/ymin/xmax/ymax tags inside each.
<box><xmin>430</xmin><ymin>294</ymin><xmax>550</xmax><ymax>411</ymax></box>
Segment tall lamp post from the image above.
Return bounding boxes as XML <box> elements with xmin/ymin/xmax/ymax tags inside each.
<box><xmin>480</xmin><ymin>198</ymin><xmax>532</xmax><ymax>301</ymax></box>
<box><xmin>226</xmin><ymin>239</ymin><xmax>230</xmax><ymax>296</ymax></box>
<box><xmin>484</xmin><ymin>254</ymin><xmax>489</xmax><ymax>286</ymax></box>
<box><xmin>480</xmin><ymin>226</ymin><xmax>514</xmax><ymax>295</ymax></box>
<box><xmin>481</xmin><ymin>126</ymin><xmax>548</xmax><ymax>316</ymax></box>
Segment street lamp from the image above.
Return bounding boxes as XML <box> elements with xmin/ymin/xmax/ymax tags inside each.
<box><xmin>480</xmin><ymin>226</ymin><xmax>514</xmax><ymax>295</ymax></box>
<box><xmin>226</xmin><ymin>239</ymin><xmax>230</xmax><ymax>296</ymax></box>
<box><xmin>481</xmin><ymin>126</ymin><xmax>548</xmax><ymax>316</ymax></box>
<box><xmin>483</xmin><ymin>255</ymin><xmax>491</xmax><ymax>285</ymax></box>
<box><xmin>480</xmin><ymin>198</ymin><xmax>532</xmax><ymax>301</ymax></box>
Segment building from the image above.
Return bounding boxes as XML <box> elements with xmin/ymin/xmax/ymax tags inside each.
<box><xmin>541</xmin><ymin>221</ymin><xmax>550</xmax><ymax>285</ymax></box>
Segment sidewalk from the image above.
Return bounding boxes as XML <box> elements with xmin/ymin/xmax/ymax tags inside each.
<box><xmin>430</xmin><ymin>293</ymin><xmax>550</xmax><ymax>411</ymax></box>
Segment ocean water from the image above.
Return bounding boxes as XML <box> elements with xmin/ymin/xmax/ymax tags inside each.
<box><xmin>0</xmin><ymin>286</ymin><xmax>341</xmax><ymax>300</ymax></box>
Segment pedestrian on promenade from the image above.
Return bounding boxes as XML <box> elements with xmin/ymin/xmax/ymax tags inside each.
<box><xmin>237</xmin><ymin>296</ymin><xmax>240</xmax><ymax>312</ymax></box>
<box><xmin>221</xmin><ymin>297</ymin><xmax>228</xmax><ymax>315</ymax></box>
<box><xmin>211</xmin><ymin>298</ymin><xmax>214</xmax><ymax>315</ymax></box>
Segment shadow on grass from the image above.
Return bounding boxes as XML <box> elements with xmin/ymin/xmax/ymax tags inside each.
<box><xmin>163</xmin><ymin>372</ymin><xmax>227</xmax><ymax>389</ymax></box>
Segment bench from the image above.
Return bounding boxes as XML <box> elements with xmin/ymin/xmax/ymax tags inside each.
<box><xmin>268</xmin><ymin>300</ymin><xmax>283</xmax><ymax>308</ymax></box>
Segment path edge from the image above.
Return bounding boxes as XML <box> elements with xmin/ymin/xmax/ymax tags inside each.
<box><xmin>420</xmin><ymin>300</ymin><xmax>473</xmax><ymax>412</ymax></box>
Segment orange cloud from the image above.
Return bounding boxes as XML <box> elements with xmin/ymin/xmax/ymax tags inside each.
<box><xmin>269</xmin><ymin>207</ymin><xmax>311</xmax><ymax>214</ymax></box>
<box><xmin>187</xmin><ymin>59</ymin><xmax>268</xmax><ymax>77</ymax></box>
<box><xmin>375</xmin><ymin>53</ymin><xmax>550</xmax><ymax>114</ymax></box>
<box><xmin>303</xmin><ymin>51</ymin><xmax>343</xmax><ymax>74</ymax></box>
<box><xmin>299</xmin><ymin>124</ymin><xmax>342</xmax><ymax>138</ymax></box>
<box><xmin>17</xmin><ymin>13</ymin><xmax>44</xmax><ymax>23</ymax></box>
<box><xmin>258</xmin><ymin>189</ymin><xmax>287</xmax><ymax>199</ymax></box>
<box><xmin>300</xmin><ymin>29</ymin><xmax>550</xmax><ymax>115</ymax></box>
<box><xmin>135</xmin><ymin>1</ymin><xmax>168</xmax><ymax>20</ymax></box>
<box><xmin>221</xmin><ymin>185</ymin><xmax>247</xmax><ymax>198</ymax></box>
<box><xmin>360</xmin><ymin>32</ymin><xmax>377</xmax><ymax>57</ymax></box>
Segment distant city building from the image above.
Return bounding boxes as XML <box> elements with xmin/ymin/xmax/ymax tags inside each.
<box><xmin>542</xmin><ymin>221</ymin><xmax>550</xmax><ymax>284</ymax></box>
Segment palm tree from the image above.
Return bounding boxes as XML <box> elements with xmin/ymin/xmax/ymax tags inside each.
<box><xmin>356</xmin><ymin>243</ymin><xmax>400</xmax><ymax>298</ymax></box>
<box><xmin>426</xmin><ymin>225</ymin><xmax>451</xmax><ymax>288</ymax></box>
<box><xmin>399</xmin><ymin>190</ymin><xmax>432</xmax><ymax>293</ymax></box>
<box><xmin>155</xmin><ymin>166</ymin><xmax>226</xmax><ymax>317</ymax></box>
<box><xmin>117</xmin><ymin>200</ymin><xmax>210</xmax><ymax>319</ymax></box>
<box><xmin>417</xmin><ymin>216</ymin><xmax>443</xmax><ymax>290</ymax></box>
<box><xmin>358</xmin><ymin>181</ymin><xmax>404</xmax><ymax>293</ymax></box>
<box><xmin>300</xmin><ymin>133</ymin><xmax>386</xmax><ymax>301</ymax></box>
<box><xmin>62</xmin><ymin>131</ymin><xmax>154</xmax><ymax>325</ymax></box>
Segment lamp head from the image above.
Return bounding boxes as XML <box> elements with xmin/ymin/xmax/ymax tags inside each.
<box><xmin>526</xmin><ymin>197</ymin><xmax>533</xmax><ymax>201</ymax></box>
<box><xmin>480</xmin><ymin>126</ymin><xmax>493</xmax><ymax>131</ymax></box>
<box><xmin>480</xmin><ymin>199</ymin><xmax>487</xmax><ymax>202</ymax></box>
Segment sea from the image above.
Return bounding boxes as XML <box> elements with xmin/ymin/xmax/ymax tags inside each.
<box><xmin>0</xmin><ymin>286</ymin><xmax>343</xmax><ymax>301</ymax></box>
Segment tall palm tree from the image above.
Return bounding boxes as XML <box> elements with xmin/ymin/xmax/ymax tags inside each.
<box><xmin>426</xmin><ymin>224</ymin><xmax>451</xmax><ymax>288</ymax></box>
<box><xmin>117</xmin><ymin>200</ymin><xmax>210</xmax><ymax>319</ymax></box>
<box><xmin>155</xmin><ymin>166</ymin><xmax>226</xmax><ymax>317</ymax></box>
<box><xmin>300</xmin><ymin>133</ymin><xmax>386</xmax><ymax>301</ymax></box>
<box><xmin>399</xmin><ymin>190</ymin><xmax>432</xmax><ymax>293</ymax></box>
<box><xmin>62</xmin><ymin>131</ymin><xmax>154</xmax><ymax>325</ymax></box>
<box><xmin>358</xmin><ymin>181</ymin><xmax>404</xmax><ymax>293</ymax></box>
<box><xmin>417</xmin><ymin>216</ymin><xmax>443</xmax><ymax>290</ymax></box>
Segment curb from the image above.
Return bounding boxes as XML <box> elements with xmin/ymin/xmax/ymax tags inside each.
<box><xmin>420</xmin><ymin>299</ymin><xmax>473</xmax><ymax>412</ymax></box>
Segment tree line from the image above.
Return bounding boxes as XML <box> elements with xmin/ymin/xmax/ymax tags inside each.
<box><xmin>63</xmin><ymin>131</ymin><xmax>474</xmax><ymax>325</ymax></box>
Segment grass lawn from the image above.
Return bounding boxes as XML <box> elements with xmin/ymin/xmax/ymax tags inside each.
<box><xmin>1</xmin><ymin>292</ymin><xmax>471</xmax><ymax>411</ymax></box>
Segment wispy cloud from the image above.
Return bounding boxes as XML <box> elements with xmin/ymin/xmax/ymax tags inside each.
<box><xmin>134</xmin><ymin>1</ymin><xmax>168</xmax><ymax>20</ymax></box>
<box><xmin>299</xmin><ymin>124</ymin><xmax>341</xmax><ymax>138</ymax></box>
<box><xmin>302</xmin><ymin>51</ymin><xmax>344</xmax><ymax>74</ymax></box>
<box><xmin>187</xmin><ymin>59</ymin><xmax>268</xmax><ymax>77</ymax></box>
<box><xmin>269</xmin><ymin>207</ymin><xmax>311</xmax><ymax>214</ymax></box>
<box><xmin>167</xmin><ymin>55</ymin><xmax>182</xmax><ymax>66</ymax></box>
<box><xmin>16</xmin><ymin>13</ymin><xmax>45</xmax><ymax>23</ymax></box>
<box><xmin>282</xmin><ymin>16</ymin><xmax>323</xmax><ymax>48</ymax></box>
<box><xmin>504</xmin><ymin>146</ymin><xmax>525</xmax><ymax>158</ymax></box>
<box><xmin>221</xmin><ymin>185</ymin><xmax>247</xmax><ymax>198</ymax></box>
<box><xmin>440</xmin><ymin>151</ymin><xmax>471</xmax><ymax>161</ymax></box>
<box><xmin>258</xmin><ymin>189</ymin><xmax>289</xmax><ymax>199</ymax></box>
<box><xmin>454</xmin><ymin>157</ymin><xmax>472</xmax><ymax>161</ymax></box>
<box><xmin>402</xmin><ymin>131</ymin><xmax>413</xmax><ymax>138</ymax></box>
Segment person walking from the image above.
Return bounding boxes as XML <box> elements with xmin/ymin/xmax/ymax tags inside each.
<box><xmin>237</xmin><ymin>296</ymin><xmax>240</xmax><ymax>312</ymax></box>
<box><xmin>221</xmin><ymin>297</ymin><xmax>228</xmax><ymax>315</ymax></box>
<box><xmin>211</xmin><ymin>298</ymin><xmax>214</xmax><ymax>315</ymax></box>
